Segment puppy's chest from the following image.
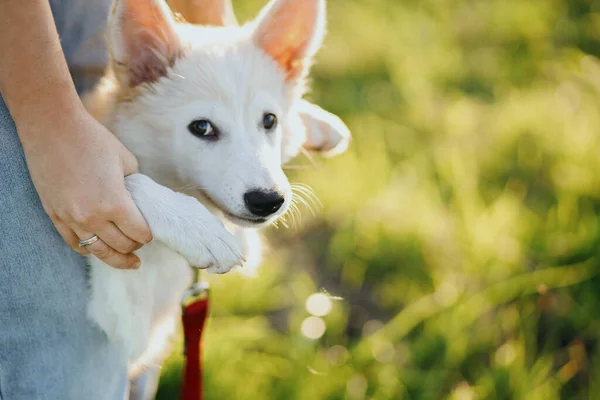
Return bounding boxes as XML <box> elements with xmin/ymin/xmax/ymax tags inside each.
<box><xmin>138</xmin><ymin>241</ymin><xmax>194</xmax><ymax>315</ymax></box>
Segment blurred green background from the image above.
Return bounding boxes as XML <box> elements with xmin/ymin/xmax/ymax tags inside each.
<box><xmin>157</xmin><ymin>0</ymin><xmax>600</xmax><ymax>398</ymax></box>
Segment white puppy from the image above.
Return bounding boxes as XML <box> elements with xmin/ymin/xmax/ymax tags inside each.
<box><xmin>84</xmin><ymin>0</ymin><xmax>350</xmax><ymax>376</ymax></box>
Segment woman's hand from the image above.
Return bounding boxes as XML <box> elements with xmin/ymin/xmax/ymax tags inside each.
<box><xmin>19</xmin><ymin>105</ymin><xmax>152</xmax><ymax>269</ymax></box>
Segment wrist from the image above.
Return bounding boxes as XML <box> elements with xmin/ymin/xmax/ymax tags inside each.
<box><xmin>13</xmin><ymin>83</ymin><xmax>86</xmax><ymax>142</ymax></box>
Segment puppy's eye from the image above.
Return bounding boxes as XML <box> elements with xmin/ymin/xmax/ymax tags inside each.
<box><xmin>188</xmin><ymin>119</ymin><xmax>218</xmax><ymax>140</ymax></box>
<box><xmin>263</xmin><ymin>113</ymin><xmax>277</xmax><ymax>131</ymax></box>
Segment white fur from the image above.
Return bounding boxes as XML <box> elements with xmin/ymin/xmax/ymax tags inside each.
<box><xmin>83</xmin><ymin>0</ymin><xmax>350</xmax><ymax>378</ymax></box>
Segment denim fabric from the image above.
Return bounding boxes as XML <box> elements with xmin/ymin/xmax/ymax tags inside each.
<box><xmin>50</xmin><ymin>0</ymin><xmax>113</xmax><ymax>93</ymax></box>
<box><xmin>0</xmin><ymin>1</ymin><xmax>129</xmax><ymax>399</ymax></box>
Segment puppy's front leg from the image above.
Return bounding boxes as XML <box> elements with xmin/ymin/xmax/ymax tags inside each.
<box><xmin>125</xmin><ymin>173</ymin><xmax>243</xmax><ymax>274</ymax></box>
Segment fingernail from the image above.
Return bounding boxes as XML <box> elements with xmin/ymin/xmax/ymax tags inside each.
<box><xmin>132</xmin><ymin>260</ymin><xmax>141</xmax><ymax>269</ymax></box>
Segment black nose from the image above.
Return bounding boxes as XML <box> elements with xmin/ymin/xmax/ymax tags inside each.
<box><xmin>244</xmin><ymin>189</ymin><xmax>285</xmax><ymax>217</ymax></box>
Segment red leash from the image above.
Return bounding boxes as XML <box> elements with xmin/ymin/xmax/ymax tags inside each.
<box><xmin>181</xmin><ymin>281</ymin><xmax>210</xmax><ymax>400</ymax></box>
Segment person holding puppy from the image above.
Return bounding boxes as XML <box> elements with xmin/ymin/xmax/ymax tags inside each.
<box><xmin>0</xmin><ymin>0</ymin><xmax>188</xmax><ymax>398</ymax></box>
<box><xmin>0</xmin><ymin>0</ymin><xmax>243</xmax><ymax>397</ymax></box>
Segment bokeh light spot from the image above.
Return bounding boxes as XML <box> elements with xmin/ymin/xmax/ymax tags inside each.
<box><xmin>372</xmin><ymin>340</ymin><xmax>395</xmax><ymax>363</ymax></box>
<box><xmin>327</xmin><ymin>345</ymin><xmax>349</xmax><ymax>366</ymax></box>
<box><xmin>434</xmin><ymin>282</ymin><xmax>458</xmax><ymax>306</ymax></box>
<box><xmin>362</xmin><ymin>319</ymin><xmax>384</xmax><ymax>336</ymax></box>
<box><xmin>495</xmin><ymin>342</ymin><xmax>517</xmax><ymax>366</ymax></box>
<box><xmin>346</xmin><ymin>374</ymin><xmax>368</xmax><ymax>399</ymax></box>
<box><xmin>378</xmin><ymin>365</ymin><xmax>398</xmax><ymax>387</ymax></box>
<box><xmin>451</xmin><ymin>382</ymin><xmax>475</xmax><ymax>400</ymax></box>
<box><xmin>301</xmin><ymin>316</ymin><xmax>326</xmax><ymax>339</ymax></box>
<box><xmin>305</xmin><ymin>293</ymin><xmax>333</xmax><ymax>317</ymax></box>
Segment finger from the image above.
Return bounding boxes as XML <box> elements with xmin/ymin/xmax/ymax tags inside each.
<box><xmin>74</xmin><ymin>228</ymin><xmax>141</xmax><ymax>270</ymax></box>
<box><xmin>120</xmin><ymin>149</ymin><xmax>139</xmax><ymax>176</ymax></box>
<box><xmin>94</xmin><ymin>222</ymin><xmax>141</xmax><ymax>254</ymax></box>
<box><xmin>53</xmin><ymin>219</ymin><xmax>90</xmax><ymax>256</ymax></box>
<box><xmin>112</xmin><ymin>194</ymin><xmax>153</xmax><ymax>245</ymax></box>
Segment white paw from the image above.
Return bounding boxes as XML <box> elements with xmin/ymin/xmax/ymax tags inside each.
<box><xmin>160</xmin><ymin>193</ymin><xmax>244</xmax><ymax>274</ymax></box>
<box><xmin>125</xmin><ymin>174</ymin><xmax>244</xmax><ymax>275</ymax></box>
<box><xmin>206</xmin><ymin>262</ymin><xmax>237</xmax><ymax>274</ymax></box>
<box><xmin>183</xmin><ymin>216</ymin><xmax>245</xmax><ymax>274</ymax></box>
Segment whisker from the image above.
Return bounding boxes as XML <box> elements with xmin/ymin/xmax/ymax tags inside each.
<box><xmin>291</xmin><ymin>190</ymin><xmax>316</xmax><ymax>213</ymax></box>
<box><xmin>278</xmin><ymin>210</ymin><xmax>290</xmax><ymax>229</ymax></box>
<box><xmin>291</xmin><ymin>184</ymin><xmax>323</xmax><ymax>210</ymax></box>
<box><xmin>300</xmin><ymin>147</ymin><xmax>318</xmax><ymax>168</ymax></box>
<box><xmin>287</xmin><ymin>202</ymin><xmax>299</xmax><ymax>229</ymax></box>
<box><xmin>173</xmin><ymin>183</ymin><xmax>204</xmax><ymax>192</ymax></box>
<box><xmin>293</xmin><ymin>203</ymin><xmax>302</xmax><ymax>229</ymax></box>
<box><xmin>294</xmin><ymin>203</ymin><xmax>303</xmax><ymax>226</ymax></box>
<box><xmin>291</xmin><ymin>182</ymin><xmax>317</xmax><ymax>191</ymax></box>
<box><xmin>172</xmin><ymin>73</ymin><xmax>187</xmax><ymax>81</ymax></box>
<box><xmin>271</xmin><ymin>219</ymin><xmax>280</xmax><ymax>229</ymax></box>
<box><xmin>294</xmin><ymin>194</ymin><xmax>316</xmax><ymax>217</ymax></box>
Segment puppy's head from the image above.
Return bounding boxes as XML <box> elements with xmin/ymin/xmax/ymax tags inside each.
<box><xmin>107</xmin><ymin>0</ymin><xmax>344</xmax><ymax>227</ymax></box>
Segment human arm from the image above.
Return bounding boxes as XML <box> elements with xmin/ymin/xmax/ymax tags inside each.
<box><xmin>0</xmin><ymin>0</ymin><xmax>152</xmax><ymax>269</ymax></box>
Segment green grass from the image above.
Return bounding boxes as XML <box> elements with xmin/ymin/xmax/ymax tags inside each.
<box><xmin>157</xmin><ymin>0</ymin><xmax>600</xmax><ymax>398</ymax></box>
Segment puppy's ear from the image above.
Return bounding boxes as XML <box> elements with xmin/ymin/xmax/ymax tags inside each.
<box><xmin>108</xmin><ymin>0</ymin><xmax>182</xmax><ymax>87</ymax></box>
<box><xmin>253</xmin><ymin>0</ymin><xmax>326</xmax><ymax>84</ymax></box>
<box><xmin>298</xmin><ymin>100</ymin><xmax>351</xmax><ymax>157</ymax></box>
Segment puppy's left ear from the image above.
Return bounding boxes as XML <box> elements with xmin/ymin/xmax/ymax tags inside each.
<box><xmin>108</xmin><ymin>0</ymin><xmax>182</xmax><ymax>87</ymax></box>
<box><xmin>298</xmin><ymin>100</ymin><xmax>351</xmax><ymax>157</ymax></box>
<box><xmin>253</xmin><ymin>0</ymin><xmax>326</xmax><ymax>84</ymax></box>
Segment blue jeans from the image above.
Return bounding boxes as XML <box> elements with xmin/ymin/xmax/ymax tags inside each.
<box><xmin>0</xmin><ymin>1</ymin><xmax>130</xmax><ymax>399</ymax></box>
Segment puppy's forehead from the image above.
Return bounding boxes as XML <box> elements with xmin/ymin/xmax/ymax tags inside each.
<box><xmin>162</xmin><ymin>26</ymin><xmax>289</xmax><ymax>109</ymax></box>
